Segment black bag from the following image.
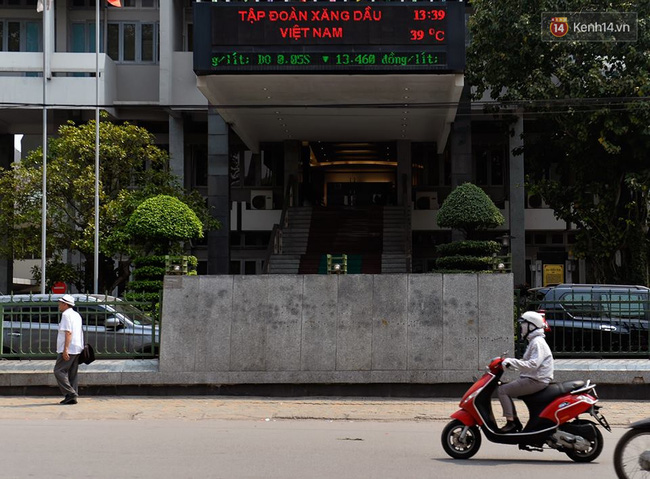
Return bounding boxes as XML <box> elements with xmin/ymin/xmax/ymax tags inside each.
<box><xmin>78</xmin><ymin>343</ymin><xmax>95</xmax><ymax>365</ymax></box>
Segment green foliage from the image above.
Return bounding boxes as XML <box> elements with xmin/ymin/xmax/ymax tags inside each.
<box><xmin>126</xmin><ymin>254</ymin><xmax>197</xmax><ymax>319</ymax></box>
<box><xmin>0</xmin><ymin>116</ymin><xmax>218</xmax><ymax>292</ymax></box>
<box><xmin>123</xmin><ymin>291</ymin><xmax>161</xmax><ymax>303</ymax></box>
<box><xmin>435</xmin><ymin>255</ymin><xmax>495</xmax><ymax>271</ymax></box>
<box><xmin>436</xmin><ymin>183</ymin><xmax>505</xmax><ymax>237</ymax></box>
<box><xmin>467</xmin><ymin>0</ymin><xmax>650</xmax><ymax>283</ymax></box>
<box><xmin>436</xmin><ymin>240</ymin><xmax>501</xmax><ymax>257</ymax></box>
<box><xmin>133</xmin><ymin>266</ymin><xmax>166</xmax><ymax>281</ymax></box>
<box><xmin>126</xmin><ymin>280</ymin><xmax>164</xmax><ymax>293</ymax></box>
<box><xmin>133</xmin><ymin>255</ymin><xmax>167</xmax><ymax>268</ymax></box>
<box><xmin>30</xmin><ymin>256</ymin><xmax>84</xmax><ymax>293</ymax></box>
<box><xmin>127</xmin><ymin>195</ymin><xmax>204</xmax><ymax>250</ymax></box>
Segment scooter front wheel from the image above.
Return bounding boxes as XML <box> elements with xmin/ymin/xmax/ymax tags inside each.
<box><xmin>441</xmin><ymin>419</ymin><xmax>482</xmax><ymax>459</ymax></box>
<box><xmin>614</xmin><ymin>428</ymin><xmax>650</xmax><ymax>478</ymax></box>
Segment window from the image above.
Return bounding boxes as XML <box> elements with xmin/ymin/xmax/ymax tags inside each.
<box><xmin>561</xmin><ymin>292</ymin><xmax>597</xmax><ymax>316</ymax></box>
<box><xmin>107</xmin><ymin>22</ymin><xmax>158</xmax><ymax>63</ymax></box>
<box><xmin>0</xmin><ymin>20</ymin><xmax>41</xmax><ymax>52</ymax></box>
<box><xmin>602</xmin><ymin>293</ymin><xmax>647</xmax><ymax>319</ymax></box>
<box><xmin>191</xmin><ymin>144</ymin><xmax>208</xmax><ymax>188</ymax></box>
<box><xmin>0</xmin><ymin>0</ymin><xmax>38</xmax><ymax>6</ymax></box>
<box><xmin>121</xmin><ymin>0</ymin><xmax>158</xmax><ymax>6</ymax></box>
<box><xmin>70</xmin><ymin>22</ymin><xmax>102</xmax><ymax>53</ymax></box>
<box><xmin>474</xmin><ymin>147</ymin><xmax>505</xmax><ymax>186</ymax></box>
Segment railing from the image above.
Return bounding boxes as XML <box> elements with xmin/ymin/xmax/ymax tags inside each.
<box><xmin>0</xmin><ymin>295</ymin><xmax>159</xmax><ymax>360</ymax></box>
<box><xmin>516</xmin><ymin>289</ymin><xmax>650</xmax><ymax>358</ymax></box>
<box><xmin>263</xmin><ymin>175</ymin><xmax>297</xmax><ymax>273</ymax></box>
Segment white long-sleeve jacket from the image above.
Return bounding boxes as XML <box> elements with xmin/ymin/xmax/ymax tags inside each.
<box><xmin>508</xmin><ymin>329</ymin><xmax>554</xmax><ymax>383</ymax></box>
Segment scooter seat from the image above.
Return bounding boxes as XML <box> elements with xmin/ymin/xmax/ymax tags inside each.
<box><xmin>519</xmin><ymin>380</ymin><xmax>585</xmax><ymax>404</ymax></box>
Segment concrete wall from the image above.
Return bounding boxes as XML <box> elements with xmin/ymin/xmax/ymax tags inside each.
<box><xmin>158</xmin><ymin>273</ymin><xmax>514</xmax><ymax>384</ymax></box>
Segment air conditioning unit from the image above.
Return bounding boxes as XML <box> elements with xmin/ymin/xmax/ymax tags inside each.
<box><xmin>250</xmin><ymin>190</ymin><xmax>273</xmax><ymax>210</ymax></box>
<box><xmin>526</xmin><ymin>193</ymin><xmax>549</xmax><ymax>209</ymax></box>
<box><xmin>415</xmin><ymin>192</ymin><xmax>439</xmax><ymax>210</ymax></box>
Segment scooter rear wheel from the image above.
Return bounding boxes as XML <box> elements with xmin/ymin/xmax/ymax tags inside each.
<box><xmin>441</xmin><ymin>419</ymin><xmax>482</xmax><ymax>459</ymax></box>
<box><xmin>564</xmin><ymin>422</ymin><xmax>604</xmax><ymax>463</ymax></box>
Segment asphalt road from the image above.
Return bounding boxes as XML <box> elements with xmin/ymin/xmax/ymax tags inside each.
<box><xmin>1</xmin><ymin>396</ymin><xmax>646</xmax><ymax>478</ymax></box>
<box><xmin>0</xmin><ymin>419</ymin><xmax>628</xmax><ymax>479</ymax></box>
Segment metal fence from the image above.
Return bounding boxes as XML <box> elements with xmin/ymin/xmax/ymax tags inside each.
<box><xmin>0</xmin><ymin>295</ymin><xmax>159</xmax><ymax>360</ymax></box>
<box><xmin>516</xmin><ymin>288</ymin><xmax>650</xmax><ymax>358</ymax></box>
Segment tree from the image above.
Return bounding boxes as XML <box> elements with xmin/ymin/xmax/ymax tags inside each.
<box><xmin>435</xmin><ymin>183</ymin><xmax>504</xmax><ymax>271</ymax></box>
<box><xmin>467</xmin><ymin>0</ymin><xmax>650</xmax><ymax>284</ymax></box>
<box><xmin>0</xmin><ymin>117</ymin><xmax>218</xmax><ymax>293</ymax></box>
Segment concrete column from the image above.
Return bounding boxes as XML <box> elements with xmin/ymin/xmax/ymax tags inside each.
<box><xmin>509</xmin><ymin>114</ymin><xmax>526</xmax><ymax>286</ymax></box>
<box><xmin>396</xmin><ymin>140</ymin><xmax>411</xmax><ymax>207</ymax></box>
<box><xmin>207</xmin><ymin>107</ymin><xmax>229</xmax><ymax>274</ymax></box>
<box><xmin>0</xmin><ymin>135</ymin><xmax>13</xmax><ymax>293</ymax></box>
<box><xmin>449</xmin><ymin>86</ymin><xmax>472</xmax><ymax>241</ymax></box>
<box><xmin>284</xmin><ymin>140</ymin><xmax>301</xmax><ymax>206</ymax></box>
<box><xmin>168</xmin><ymin>114</ymin><xmax>184</xmax><ymax>186</ymax></box>
<box><xmin>158</xmin><ymin>0</ymin><xmax>175</xmax><ymax>106</ymax></box>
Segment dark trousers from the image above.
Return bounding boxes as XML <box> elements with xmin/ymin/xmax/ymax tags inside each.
<box><xmin>53</xmin><ymin>354</ymin><xmax>80</xmax><ymax>398</ymax></box>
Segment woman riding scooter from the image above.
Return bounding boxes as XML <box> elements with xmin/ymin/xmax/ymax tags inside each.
<box><xmin>498</xmin><ymin>311</ymin><xmax>554</xmax><ymax>433</ymax></box>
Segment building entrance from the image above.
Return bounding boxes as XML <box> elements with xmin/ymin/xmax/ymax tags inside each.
<box><xmin>304</xmin><ymin>141</ymin><xmax>397</xmax><ymax>208</ymax></box>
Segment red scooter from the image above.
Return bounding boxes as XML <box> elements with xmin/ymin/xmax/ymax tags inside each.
<box><xmin>441</xmin><ymin>355</ymin><xmax>611</xmax><ymax>462</ymax></box>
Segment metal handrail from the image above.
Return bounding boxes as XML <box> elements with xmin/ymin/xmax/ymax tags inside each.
<box><xmin>263</xmin><ymin>175</ymin><xmax>297</xmax><ymax>273</ymax></box>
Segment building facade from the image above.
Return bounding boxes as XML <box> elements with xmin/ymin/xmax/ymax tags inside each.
<box><xmin>0</xmin><ymin>0</ymin><xmax>581</xmax><ymax>293</ymax></box>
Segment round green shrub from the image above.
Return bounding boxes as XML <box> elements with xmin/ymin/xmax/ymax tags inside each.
<box><xmin>127</xmin><ymin>195</ymin><xmax>204</xmax><ymax>241</ymax></box>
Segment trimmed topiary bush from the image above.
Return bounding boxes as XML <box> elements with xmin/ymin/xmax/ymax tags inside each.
<box><xmin>437</xmin><ymin>183</ymin><xmax>505</xmax><ymax>237</ymax></box>
<box><xmin>126</xmin><ymin>195</ymin><xmax>203</xmax><ymax>250</ymax></box>
<box><xmin>434</xmin><ymin>183</ymin><xmax>506</xmax><ymax>273</ymax></box>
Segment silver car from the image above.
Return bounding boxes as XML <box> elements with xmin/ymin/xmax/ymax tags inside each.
<box><xmin>1</xmin><ymin>294</ymin><xmax>159</xmax><ymax>358</ymax></box>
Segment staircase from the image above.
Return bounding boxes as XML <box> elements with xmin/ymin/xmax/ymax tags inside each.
<box><xmin>299</xmin><ymin>206</ymin><xmax>383</xmax><ymax>274</ymax></box>
<box><xmin>266</xmin><ymin>207</ymin><xmax>311</xmax><ymax>274</ymax></box>
<box><xmin>381</xmin><ymin>206</ymin><xmax>411</xmax><ymax>273</ymax></box>
<box><xmin>266</xmin><ymin>205</ymin><xmax>411</xmax><ymax>274</ymax></box>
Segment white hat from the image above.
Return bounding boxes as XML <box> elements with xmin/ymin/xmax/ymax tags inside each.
<box><xmin>59</xmin><ymin>294</ymin><xmax>75</xmax><ymax>307</ymax></box>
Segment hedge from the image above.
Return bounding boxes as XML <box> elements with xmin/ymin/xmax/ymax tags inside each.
<box><xmin>436</xmin><ymin>240</ymin><xmax>501</xmax><ymax>257</ymax></box>
<box><xmin>435</xmin><ymin>255</ymin><xmax>495</xmax><ymax>271</ymax></box>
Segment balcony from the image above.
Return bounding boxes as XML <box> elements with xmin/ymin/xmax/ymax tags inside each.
<box><xmin>0</xmin><ymin>52</ymin><xmax>118</xmax><ymax>108</ymax></box>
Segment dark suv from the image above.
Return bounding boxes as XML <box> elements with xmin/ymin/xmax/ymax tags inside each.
<box><xmin>528</xmin><ymin>284</ymin><xmax>650</xmax><ymax>355</ymax></box>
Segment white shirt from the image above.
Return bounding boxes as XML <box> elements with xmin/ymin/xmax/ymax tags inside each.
<box><xmin>56</xmin><ymin>307</ymin><xmax>84</xmax><ymax>355</ymax></box>
<box><xmin>507</xmin><ymin>329</ymin><xmax>554</xmax><ymax>383</ymax></box>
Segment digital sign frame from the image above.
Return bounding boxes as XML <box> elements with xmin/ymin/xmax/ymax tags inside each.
<box><xmin>193</xmin><ymin>2</ymin><xmax>465</xmax><ymax>74</ymax></box>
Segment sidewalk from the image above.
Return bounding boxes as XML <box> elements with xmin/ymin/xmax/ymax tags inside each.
<box><xmin>0</xmin><ymin>396</ymin><xmax>647</xmax><ymax>425</ymax></box>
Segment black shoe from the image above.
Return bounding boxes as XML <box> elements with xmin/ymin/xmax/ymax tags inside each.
<box><xmin>60</xmin><ymin>396</ymin><xmax>78</xmax><ymax>405</ymax></box>
<box><xmin>499</xmin><ymin>419</ymin><xmax>522</xmax><ymax>434</ymax></box>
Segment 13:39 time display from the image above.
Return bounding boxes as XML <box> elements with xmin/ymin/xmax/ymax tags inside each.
<box><xmin>413</xmin><ymin>9</ymin><xmax>446</xmax><ymax>21</ymax></box>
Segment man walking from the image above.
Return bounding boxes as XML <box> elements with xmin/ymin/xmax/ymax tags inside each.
<box><xmin>53</xmin><ymin>294</ymin><xmax>83</xmax><ymax>405</ymax></box>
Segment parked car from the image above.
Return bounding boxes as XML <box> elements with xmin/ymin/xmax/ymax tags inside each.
<box><xmin>528</xmin><ymin>284</ymin><xmax>650</xmax><ymax>355</ymax></box>
<box><xmin>0</xmin><ymin>294</ymin><xmax>159</xmax><ymax>357</ymax></box>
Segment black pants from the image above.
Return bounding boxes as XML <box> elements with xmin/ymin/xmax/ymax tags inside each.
<box><xmin>53</xmin><ymin>353</ymin><xmax>80</xmax><ymax>398</ymax></box>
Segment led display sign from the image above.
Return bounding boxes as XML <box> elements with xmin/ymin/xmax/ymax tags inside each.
<box><xmin>193</xmin><ymin>2</ymin><xmax>465</xmax><ymax>73</ymax></box>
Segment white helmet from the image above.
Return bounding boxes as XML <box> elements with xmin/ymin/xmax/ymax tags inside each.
<box><xmin>519</xmin><ymin>311</ymin><xmax>546</xmax><ymax>333</ymax></box>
